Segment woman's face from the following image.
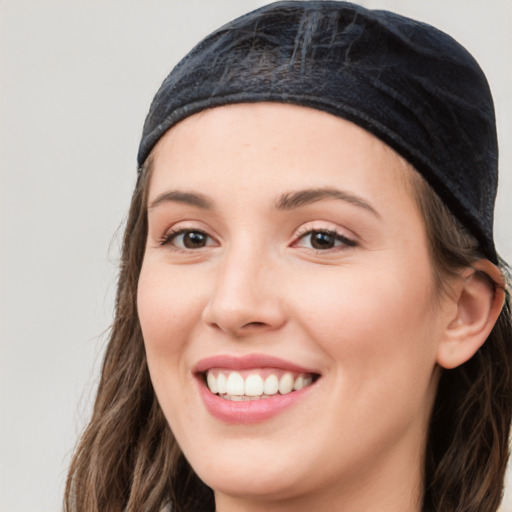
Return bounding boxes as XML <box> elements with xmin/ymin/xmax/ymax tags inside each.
<box><xmin>138</xmin><ymin>103</ymin><xmax>451</xmax><ymax>509</ymax></box>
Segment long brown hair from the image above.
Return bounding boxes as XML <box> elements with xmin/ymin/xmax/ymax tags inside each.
<box><xmin>64</xmin><ymin>159</ymin><xmax>512</xmax><ymax>512</ymax></box>
<box><xmin>410</xmin><ymin>173</ymin><xmax>512</xmax><ymax>512</ymax></box>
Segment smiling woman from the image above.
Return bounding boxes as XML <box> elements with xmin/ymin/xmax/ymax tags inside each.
<box><xmin>64</xmin><ymin>2</ymin><xmax>512</xmax><ymax>512</ymax></box>
<box><xmin>139</xmin><ymin>103</ymin><xmax>452</xmax><ymax>508</ymax></box>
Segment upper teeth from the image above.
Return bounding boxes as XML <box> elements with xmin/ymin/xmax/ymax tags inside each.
<box><xmin>206</xmin><ymin>370</ymin><xmax>313</xmax><ymax>398</ymax></box>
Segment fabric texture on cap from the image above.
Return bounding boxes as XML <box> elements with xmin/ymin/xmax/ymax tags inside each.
<box><xmin>138</xmin><ymin>0</ymin><xmax>499</xmax><ymax>262</ymax></box>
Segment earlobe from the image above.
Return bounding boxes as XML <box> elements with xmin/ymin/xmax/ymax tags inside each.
<box><xmin>436</xmin><ymin>260</ymin><xmax>505</xmax><ymax>370</ymax></box>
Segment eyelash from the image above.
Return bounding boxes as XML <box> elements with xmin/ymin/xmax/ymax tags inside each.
<box><xmin>158</xmin><ymin>227</ymin><xmax>214</xmax><ymax>250</ymax></box>
<box><xmin>293</xmin><ymin>228</ymin><xmax>356</xmax><ymax>252</ymax></box>
<box><xmin>158</xmin><ymin>226</ymin><xmax>356</xmax><ymax>252</ymax></box>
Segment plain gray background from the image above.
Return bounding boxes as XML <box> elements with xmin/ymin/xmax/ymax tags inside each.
<box><xmin>1</xmin><ymin>1</ymin><xmax>511</xmax><ymax>511</ymax></box>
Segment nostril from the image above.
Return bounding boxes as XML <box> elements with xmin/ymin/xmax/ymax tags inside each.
<box><xmin>242</xmin><ymin>322</ymin><xmax>267</xmax><ymax>328</ymax></box>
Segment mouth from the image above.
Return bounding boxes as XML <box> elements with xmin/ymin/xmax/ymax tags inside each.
<box><xmin>194</xmin><ymin>354</ymin><xmax>321</xmax><ymax>423</ymax></box>
<box><xmin>203</xmin><ymin>368</ymin><xmax>317</xmax><ymax>401</ymax></box>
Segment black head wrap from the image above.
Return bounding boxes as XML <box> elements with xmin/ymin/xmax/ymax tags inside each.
<box><xmin>138</xmin><ymin>1</ymin><xmax>499</xmax><ymax>262</ymax></box>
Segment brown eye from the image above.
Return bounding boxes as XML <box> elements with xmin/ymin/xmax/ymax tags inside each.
<box><xmin>163</xmin><ymin>229</ymin><xmax>214</xmax><ymax>250</ymax></box>
<box><xmin>182</xmin><ymin>231</ymin><xmax>208</xmax><ymax>248</ymax></box>
<box><xmin>295</xmin><ymin>229</ymin><xmax>356</xmax><ymax>251</ymax></box>
<box><xmin>310</xmin><ymin>231</ymin><xmax>337</xmax><ymax>249</ymax></box>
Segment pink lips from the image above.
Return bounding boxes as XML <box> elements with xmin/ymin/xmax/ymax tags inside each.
<box><xmin>194</xmin><ymin>354</ymin><xmax>318</xmax><ymax>424</ymax></box>
<box><xmin>193</xmin><ymin>354</ymin><xmax>317</xmax><ymax>374</ymax></box>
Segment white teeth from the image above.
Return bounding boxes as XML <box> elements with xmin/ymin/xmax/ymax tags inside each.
<box><xmin>221</xmin><ymin>394</ymin><xmax>265</xmax><ymax>401</ymax></box>
<box><xmin>207</xmin><ymin>373</ymin><xmax>218</xmax><ymax>394</ymax></box>
<box><xmin>278</xmin><ymin>373</ymin><xmax>294</xmax><ymax>395</ymax></box>
<box><xmin>263</xmin><ymin>374</ymin><xmax>279</xmax><ymax>395</ymax></box>
<box><xmin>245</xmin><ymin>374</ymin><xmax>264</xmax><ymax>396</ymax></box>
<box><xmin>226</xmin><ymin>372</ymin><xmax>245</xmax><ymax>395</ymax></box>
<box><xmin>205</xmin><ymin>370</ymin><xmax>316</xmax><ymax>399</ymax></box>
<box><xmin>294</xmin><ymin>375</ymin><xmax>305</xmax><ymax>391</ymax></box>
<box><xmin>217</xmin><ymin>373</ymin><xmax>227</xmax><ymax>394</ymax></box>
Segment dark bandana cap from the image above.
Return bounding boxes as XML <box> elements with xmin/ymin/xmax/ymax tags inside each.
<box><xmin>138</xmin><ymin>0</ymin><xmax>499</xmax><ymax>263</ymax></box>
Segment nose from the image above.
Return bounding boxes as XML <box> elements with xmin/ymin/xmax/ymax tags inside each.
<box><xmin>201</xmin><ymin>243</ymin><xmax>287</xmax><ymax>337</ymax></box>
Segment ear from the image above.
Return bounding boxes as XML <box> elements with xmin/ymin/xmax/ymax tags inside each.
<box><xmin>436</xmin><ymin>260</ymin><xmax>505</xmax><ymax>369</ymax></box>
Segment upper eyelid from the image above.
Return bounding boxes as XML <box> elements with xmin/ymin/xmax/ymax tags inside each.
<box><xmin>293</xmin><ymin>229</ymin><xmax>356</xmax><ymax>246</ymax></box>
<box><xmin>163</xmin><ymin>226</ymin><xmax>212</xmax><ymax>240</ymax></box>
<box><xmin>291</xmin><ymin>222</ymin><xmax>358</xmax><ymax>249</ymax></box>
<box><xmin>293</xmin><ymin>221</ymin><xmax>355</xmax><ymax>239</ymax></box>
<box><xmin>158</xmin><ymin>220</ymin><xmax>215</xmax><ymax>238</ymax></box>
<box><xmin>156</xmin><ymin>220</ymin><xmax>357</xmax><ymax>245</ymax></box>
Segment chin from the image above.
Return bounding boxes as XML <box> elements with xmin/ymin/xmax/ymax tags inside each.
<box><xmin>200</xmin><ymin>464</ymin><xmax>305</xmax><ymax>502</ymax></box>
<box><xmin>184</xmin><ymin>438</ymin><xmax>313</xmax><ymax>501</ymax></box>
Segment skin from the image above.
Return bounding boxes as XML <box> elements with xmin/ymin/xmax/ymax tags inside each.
<box><xmin>137</xmin><ymin>103</ymin><xmax>467</xmax><ymax>511</ymax></box>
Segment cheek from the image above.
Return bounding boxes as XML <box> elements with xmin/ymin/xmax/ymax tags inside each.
<box><xmin>137</xmin><ymin>263</ymin><xmax>205</xmax><ymax>373</ymax></box>
<box><xmin>300</xmin><ymin>272</ymin><xmax>439</xmax><ymax>465</ymax></box>
<box><xmin>289</xmin><ymin>257</ymin><xmax>439</xmax><ymax>391</ymax></box>
<box><xmin>137</xmin><ymin>263</ymin><xmax>209</xmax><ymax>437</ymax></box>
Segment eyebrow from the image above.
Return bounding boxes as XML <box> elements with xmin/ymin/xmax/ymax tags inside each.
<box><xmin>148</xmin><ymin>191</ymin><xmax>213</xmax><ymax>210</ymax></box>
<box><xmin>275</xmin><ymin>188</ymin><xmax>380</xmax><ymax>217</ymax></box>
<box><xmin>148</xmin><ymin>187</ymin><xmax>379</xmax><ymax>218</ymax></box>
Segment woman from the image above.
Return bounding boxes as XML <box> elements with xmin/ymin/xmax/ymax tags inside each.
<box><xmin>65</xmin><ymin>2</ymin><xmax>512</xmax><ymax>511</ymax></box>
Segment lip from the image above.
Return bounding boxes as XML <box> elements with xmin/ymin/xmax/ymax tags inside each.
<box><xmin>193</xmin><ymin>353</ymin><xmax>319</xmax><ymax>374</ymax></box>
<box><xmin>197</xmin><ymin>379</ymin><xmax>316</xmax><ymax>424</ymax></box>
<box><xmin>194</xmin><ymin>354</ymin><xmax>320</xmax><ymax>424</ymax></box>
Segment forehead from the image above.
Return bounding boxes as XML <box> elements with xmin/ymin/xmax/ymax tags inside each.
<box><xmin>148</xmin><ymin>103</ymin><xmax>412</xmax><ymax>202</ymax></box>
